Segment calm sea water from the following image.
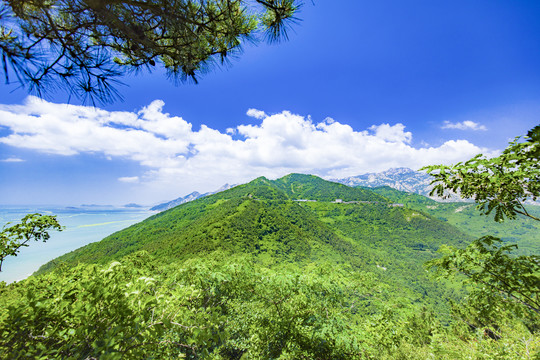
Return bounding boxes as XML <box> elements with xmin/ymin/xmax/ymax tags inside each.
<box><xmin>0</xmin><ymin>206</ymin><xmax>154</xmax><ymax>283</ymax></box>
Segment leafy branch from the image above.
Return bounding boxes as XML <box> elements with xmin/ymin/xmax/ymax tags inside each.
<box><xmin>421</xmin><ymin>125</ymin><xmax>540</xmax><ymax>222</ymax></box>
<box><xmin>0</xmin><ymin>213</ymin><xmax>62</xmax><ymax>272</ymax></box>
<box><xmin>0</xmin><ymin>0</ymin><xmax>301</xmax><ymax>104</ymax></box>
<box><xmin>426</xmin><ymin>236</ymin><xmax>540</xmax><ymax>315</ymax></box>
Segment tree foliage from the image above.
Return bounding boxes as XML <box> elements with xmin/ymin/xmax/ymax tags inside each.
<box><xmin>0</xmin><ymin>213</ymin><xmax>62</xmax><ymax>272</ymax></box>
<box><xmin>428</xmin><ymin>237</ymin><xmax>539</xmax><ymax>329</ymax></box>
<box><xmin>0</xmin><ymin>252</ymin><xmax>378</xmax><ymax>359</ymax></box>
<box><xmin>422</xmin><ymin>125</ymin><xmax>540</xmax><ymax>222</ymax></box>
<box><xmin>0</xmin><ymin>0</ymin><xmax>300</xmax><ymax>103</ymax></box>
<box><xmin>2</xmin><ymin>251</ymin><xmax>537</xmax><ymax>359</ymax></box>
<box><xmin>424</xmin><ymin>126</ymin><xmax>540</xmax><ymax>335</ymax></box>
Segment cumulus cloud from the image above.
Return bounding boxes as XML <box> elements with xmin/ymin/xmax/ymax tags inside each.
<box><xmin>0</xmin><ymin>157</ymin><xmax>25</xmax><ymax>162</ymax></box>
<box><xmin>246</xmin><ymin>108</ymin><xmax>267</xmax><ymax>119</ymax></box>
<box><xmin>442</xmin><ymin>120</ymin><xmax>487</xmax><ymax>131</ymax></box>
<box><xmin>118</xmin><ymin>176</ymin><xmax>140</xmax><ymax>183</ymax></box>
<box><xmin>0</xmin><ymin>97</ymin><xmax>494</xmax><ymax>196</ymax></box>
<box><xmin>369</xmin><ymin>123</ymin><xmax>412</xmax><ymax>143</ymax></box>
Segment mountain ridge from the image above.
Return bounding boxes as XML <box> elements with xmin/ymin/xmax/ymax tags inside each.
<box><xmin>37</xmin><ymin>173</ymin><xmax>472</xmax><ymax>314</ymax></box>
<box><xmin>150</xmin><ymin>183</ymin><xmax>235</xmax><ymax>211</ymax></box>
<box><xmin>333</xmin><ymin>167</ymin><xmax>433</xmax><ymax>195</ymax></box>
<box><xmin>333</xmin><ymin>167</ymin><xmax>470</xmax><ymax>202</ymax></box>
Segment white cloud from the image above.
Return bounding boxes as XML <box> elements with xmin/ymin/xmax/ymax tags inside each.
<box><xmin>0</xmin><ymin>97</ymin><xmax>495</xmax><ymax>199</ymax></box>
<box><xmin>0</xmin><ymin>157</ymin><xmax>25</xmax><ymax>162</ymax></box>
<box><xmin>118</xmin><ymin>176</ymin><xmax>140</xmax><ymax>183</ymax></box>
<box><xmin>246</xmin><ymin>108</ymin><xmax>267</xmax><ymax>119</ymax></box>
<box><xmin>442</xmin><ymin>120</ymin><xmax>487</xmax><ymax>131</ymax></box>
<box><xmin>369</xmin><ymin>123</ymin><xmax>412</xmax><ymax>143</ymax></box>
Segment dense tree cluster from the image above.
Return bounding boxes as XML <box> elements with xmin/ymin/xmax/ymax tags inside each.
<box><xmin>423</xmin><ymin>126</ymin><xmax>539</xmax><ymax>347</ymax></box>
<box><xmin>2</xmin><ymin>250</ymin><xmax>537</xmax><ymax>359</ymax></box>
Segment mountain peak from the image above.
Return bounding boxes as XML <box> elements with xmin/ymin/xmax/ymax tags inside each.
<box><xmin>333</xmin><ymin>168</ymin><xmax>466</xmax><ymax>202</ymax></box>
<box><xmin>278</xmin><ymin>173</ymin><xmax>320</xmax><ymax>182</ymax></box>
<box><xmin>272</xmin><ymin>173</ymin><xmax>387</xmax><ymax>202</ymax></box>
<box><xmin>383</xmin><ymin>167</ymin><xmax>417</xmax><ymax>175</ymax></box>
<box><xmin>251</xmin><ymin>176</ymin><xmax>271</xmax><ymax>183</ymax></box>
<box><xmin>333</xmin><ymin>168</ymin><xmax>433</xmax><ymax>196</ymax></box>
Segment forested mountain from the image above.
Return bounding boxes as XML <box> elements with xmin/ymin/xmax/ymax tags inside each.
<box><xmin>2</xmin><ymin>174</ymin><xmax>537</xmax><ymax>359</ymax></box>
<box><xmin>38</xmin><ymin>174</ymin><xmax>456</xmax><ymax>271</ymax></box>
<box><xmin>149</xmin><ymin>168</ymin><xmax>470</xmax><ymax>212</ymax></box>
<box><xmin>151</xmin><ymin>168</ymin><xmax>436</xmax><ymax>211</ymax></box>
<box><xmin>38</xmin><ymin>174</ymin><xmax>468</xmax><ymax>312</ymax></box>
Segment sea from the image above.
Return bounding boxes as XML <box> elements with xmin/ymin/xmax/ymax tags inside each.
<box><xmin>0</xmin><ymin>205</ymin><xmax>155</xmax><ymax>283</ymax></box>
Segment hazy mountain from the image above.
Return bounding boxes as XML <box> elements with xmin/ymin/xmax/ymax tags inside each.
<box><xmin>123</xmin><ymin>203</ymin><xmax>144</xmax><ymax>208</ymax></box>
<box><xmin>334</xmin><ymin>167</ymin><xmax>433</xmax><ymax>195</ymax></box>
<box><xmin>334</xmin><ymin>167</ymin><xmax>469</xmax><ymax>202</ymax></box>
<box><xmin>150</xmin><ymin>183</ymin><xmax>235</xmax><ymax>211</ymax></box>
<box><xmin>150</xmin><ymin>191</ymin><xmax>203</xmax><ymax>211</ymax></box>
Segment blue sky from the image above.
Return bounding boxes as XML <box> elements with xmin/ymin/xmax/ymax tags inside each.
<box><xmin>1</xmin><ymin>0</ymin><xmax>539</xmax><ymax>205</ymax></box>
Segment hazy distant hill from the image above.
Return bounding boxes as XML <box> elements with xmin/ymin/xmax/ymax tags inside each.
<box><xmin>150</xmin><ymin>191</ymin><xmax>203</xmax><ymax>211</ymax></box>
<box><xmin>150</xmin><ymin>183</ymin><xmax>235</xmax><ymax>211</ymax></box>
<box><xmin>123</xmin><ymin>203</ymin><xmax>144</xmax><ymax>208</ymax></box>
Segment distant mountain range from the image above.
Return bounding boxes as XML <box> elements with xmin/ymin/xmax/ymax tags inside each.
<box><xmin>150</xmin><ymin>183</ymin><xmax>235</xmax><ymax>211</ymax></box>
<box><xmin>333</xmin><ymin>167</ymin><xmax>469</xmax><ymax>202</ymax></box>
<box><xmin>151</xmin><ymin>168</ymin><xmax>456</xmax><ymax>212</ymax></box>
<box><xmin>334</xmin><ymin>167</ymin><xmax>540</xmax><ymax>206</ymax></box>
<box><xmin>332</xmin><ymin>168</ymin><xmax>432</xmax><ymax>196</ymax></box>
<box><xmin>333</xmin><ymin>167</ymin><xmax>433</xmax><ymax>196</ymax></box>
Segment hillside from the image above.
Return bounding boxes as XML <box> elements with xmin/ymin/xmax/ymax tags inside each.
<box><xmin>5</xmin><ymin>173</ymin><xmax>537</xmax><ymax>359</ymax></box>
<box><xmin>37</xmin><ymin>174</ymin><xmax>472</xmax><ymax>313</ymax></box>
<box><xmin>371</xmin><ymin>186</ymin><xmax>540</xmax><ymax>255</ymax></box>
<box><xmin>38</xmin><ymin>174</ymin><xmax>388</xmax><ymax>270</ymax></box>
<box><xmin>37</xmin><ymin>174</ymin><xmax>457</xmax><ymax>271</ymax></box>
